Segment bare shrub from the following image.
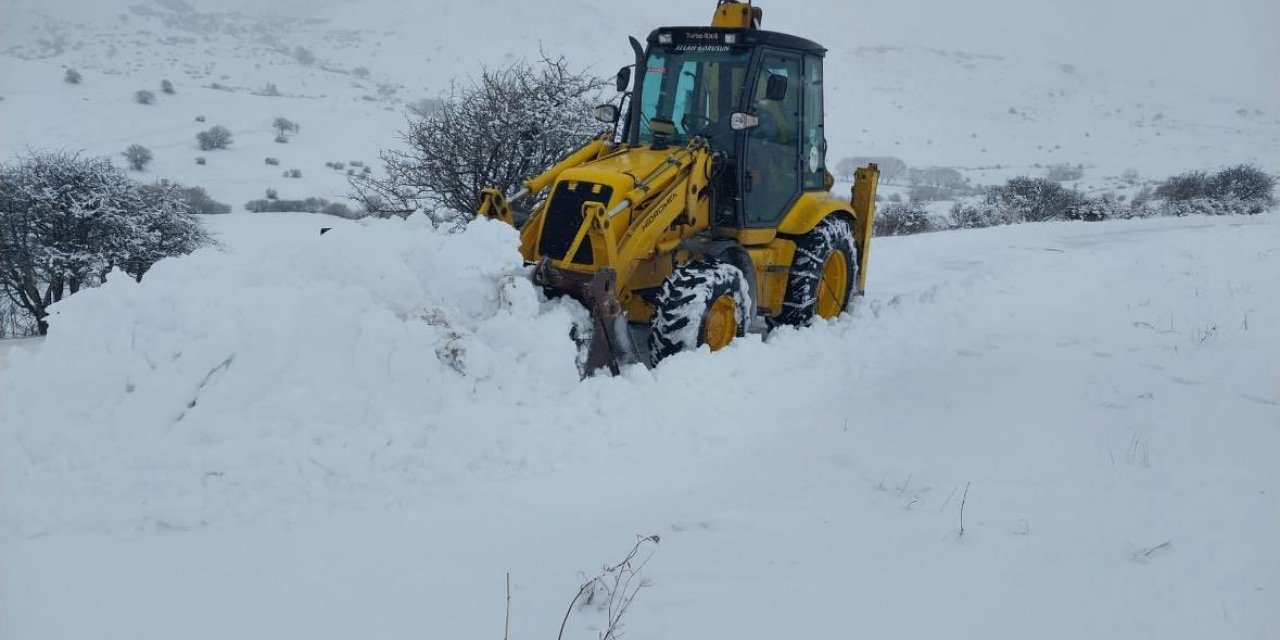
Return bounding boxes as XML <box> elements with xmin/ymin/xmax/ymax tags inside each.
<box><xmin>1155</xmin><ymin>171</ymin><xmax>1209</xmax><ymax>201</ymax></box>
<box><xmin>875</xmin><ymin>202</ymin><xmax>934</xmax><ymax>236</ymax></box>
<box><xmin>293</xmin><ymin>46</ymin><xmax>315</xmax><ymax>65</ymax></box>
<box><xmin>558</xmin><ymin>535</ymin><xmax>660</xmax><ymax>640</ymax></box>
<box><xmin>161</xmin><ymin>79</ymin><xmax>175</xmax><ymax>94</ymax></box>
<box><xmin>245</xmin><ymin>196</ymin><xmax>333</xmax><ymax>213</ymax></box>
<box><xmin>987</xmin><ymin>176</ymin><xmax>1088</xmax><ymax>222</ymax></box>
<box><xmin>1207</xmin><ymin>165</ymin><xmax>1275</xmax><ymax>206</ymax></box>
<box><xmin>353</xmin><ymin>55</ymin><xmax>606</xmax><ymax>219</ymax></box>
<box><xmin>122</xmin><ymin>144</ymin><xmax>153</xmax><ymax>171</ymax></box>
<box><xmin>949</xmin><ymin>200</ymin><xmax>1011</xmax><ymax>229</ymax></box>
<box><xmin>1045</xmin><ymin>163</ymin><xmax>1084</xmax><ymax>182</ymax></box>
<box><xmin>272</xmin><ymin>117</ymin><xmax>299</xmax><ymax>137</ymax></box>
<box><xmin>134</xmin><ymin>90</ymin><xmax>156</xmax><ymax>105</ymax></box>
<box><xmin>196</xmin><ymin>125</ymin><xmax>233</xmax><ymax>151</ymax></box>
<box><xmin>64</xmin><ymin>68</ymin><xmax>82</xmax><ymax>84</ymax></box>
<box><xmin>170</xmin><ymin>184</ymin><xmax>231</xmax><ymax>214</ymax></box>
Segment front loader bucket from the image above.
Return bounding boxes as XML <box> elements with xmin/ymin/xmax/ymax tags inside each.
<box><xmin>532</xmin><ymin>259</ymin><xmax>642</xmax><ymax>376</ymax></box>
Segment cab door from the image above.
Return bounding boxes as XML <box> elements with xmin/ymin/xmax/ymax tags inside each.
<box><xmin>742</xmin><ymin>49</ymin><xmax>803</xmax><ymax>228</ymax></box>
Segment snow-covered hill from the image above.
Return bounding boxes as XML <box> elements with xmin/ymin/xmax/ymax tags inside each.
<box><xmin>3</xmin><ymin>211</ymin><xmax>1278</xmax><ymax>639</ymax></box>
<box><xmin>1</xmin><ymin>0</ymin><xmax>1276</xmax><ymax>212</ymax></box>
<box><xmin>2</xmin><ymin>2</ymin><xmax>1279</xmax><ymax>638</ymax></box>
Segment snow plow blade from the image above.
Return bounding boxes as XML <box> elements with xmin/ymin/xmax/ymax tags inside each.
<box><xmin>532</xmin><ymin>258</ymin><xmax>642</xmax><ymax>376</ymax></box>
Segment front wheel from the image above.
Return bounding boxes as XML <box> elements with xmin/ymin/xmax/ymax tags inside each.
<box><xmin>648</xmin><ymin>260</ymin><xmax>752</xmax><ymax>365</ymax></box>
<box><xmin>778</xmin><ymin>216</ymin><xmax>857</xmax><ymax>325</ymax></box>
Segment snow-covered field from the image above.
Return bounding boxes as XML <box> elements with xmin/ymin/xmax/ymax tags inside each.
<box><xmin>3</xmin><ymin>1</ymin><xmax>1279</xmax><ymax>638</ymax></box>
<box><xmin>3</xmin><ymin>211</ymin><xmax>1277</xmax><ymax>639</ymax></box>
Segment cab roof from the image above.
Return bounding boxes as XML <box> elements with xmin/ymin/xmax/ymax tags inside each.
<box><xmin>646</xmin><ymin>27</ymin><xmax>827</xmax><ymax>57</ymax></box>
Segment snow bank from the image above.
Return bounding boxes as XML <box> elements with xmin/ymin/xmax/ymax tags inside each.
<box><xmin>0</xmin><ymin>216</ymin><xmax>587</xmax><ymax>532</ymax></box>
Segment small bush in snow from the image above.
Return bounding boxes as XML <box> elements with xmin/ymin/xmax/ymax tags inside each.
<box><xmin>352</xmin><ymin>66</ymin><xmax>371</xmax><ymax>78</ymax></box>
<box><xmin>266</xmin><ymin>188</ymin><xmax>278</xmax><ymax>200</ymax></box>
<box><xmin>272</xmin><ymin>117</ymin><xmax>300</xmax><ymax>137</ymax></box>
<box><xmin>122</xmin><ymin>144</ymin><xmax>153</xmax><ymax>171</ymax></box>
<box><xmin>284</xmin><ymin>169</ymin><xmax>302</xmax><ymax>179</ymax></box>
<box><xmin>0</xmin><ymin>151</ymin><xmax>210</xmax><ymax>334</ymax></box>
<box><xmin>196</xmin><ymin>125</ymin><xmax>233</xmax><ymax>151</ymax></box>
<box><xmin>293</xmin><ymin>46</ymin><xmax>315</xmax><ymax>65</ymax></box>
<box><xmin>949</xmin><ymin>200</ymin><xmax>1011</xmax><ymax>229</ymax></box>
<box><xmin>1206</xmin><ymin>165</ymin><xmax>1275</xmax><ymax>206</ymax></box>
<box><xmin>1155</xmin><ymin>165</ymin><xmax>1274</xmax><ymax>212</ymax></box>
<box><xmin>195</xmin><ymin>156</ymin><xmax>207</xmax><ymax>165</ymax></box>
<box><xmin>986</xmin><ymin>176</ymin><xmax>1088</xmax><ymax>222</ymax></box>
<box><xmin>353</xmin><ymin>55</ymin><xmax>607</xmax><ymax>219</ymax></box>
<box><xmin>322</xmin><ymin>202</ymin><xmax>357</xmax><ymax>218</ymax></box>
<box><xmin>875</xmin><ymin>202</ymin><xmax>933</xmax><ymax>236</ymax></box>
<box><xmin>1045</xmin><ymin>163</ymin><xmax>1085</xmax><ymax>182</ymax></box>
<box><xmin>274</xmin><ymin>135</ymin><xmax>289</xmax><ymax>144</ymax></box>
<box><xmin>161</xmin><ymin>79</ymin><xmax>175</xmax><ymax>94</ymax></box>
<box><xmin>135</xmin><ymin>90</ymin><xmax>156</xmax><ymax>105</ymax></box>
<box><xmin>265</xmin><ymin>157</ymin><xmax>280</xmax><ymax>166</ymax></box>
<box><xmin>1072</xmin><ymin>192</ymin><xmax>1130</xmax><ymax>221</ymax></box>
<box><xmin>195</xmin><ymin>115</ymin><xmax>206</xmax><ymax>122</ymax></box>
<box><xmin>171</xmin><ymin>184</ymin><xmax>232</xmax><ymax>215</ymax></box>
<box><xmin>64</xmin><ymin>68</ymin><xmax>82</xmax><ymax>84</ymax></box>
<box><xmin>245</xmin><ymin>197</ymin><xmax>333</xmax><ymax>213</ymax></box>
<box><xmin>1158</xmin><ymin>197</ymin><xmax>1268</xmax><ymax>217</ymax></box>
<box><xmin>1154</xmin><ymin>171</ymin><xmax>1209</xmax><ymax>201</ymax></box>
<box><xmin>259</xmin><ymin>83</ymin><xmax>281</xmax><ymax>97</ymax></box>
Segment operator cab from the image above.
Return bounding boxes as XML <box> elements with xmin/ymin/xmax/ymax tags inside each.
<box><xmin>619</xmin><ymin>24</ymin><xmax>829</xmax><ymax>230</ymax></box>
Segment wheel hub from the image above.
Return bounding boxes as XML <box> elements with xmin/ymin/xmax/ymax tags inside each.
<box><xmin>816</xmin><ymin>250</ymin><xmax>849</xmax><ymax>319</ymax></box>
<box><xmin>703</xmin><ymin>294</ymin><xmax>738</xmax><ymax>351</ymax></box>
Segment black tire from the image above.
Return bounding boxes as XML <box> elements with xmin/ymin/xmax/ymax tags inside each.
<box><xmin>648</xmin><ymin>260</ymin><xmax>752</xmax><ymax>364</ymax></box>
<box><xmin>778</xmin><ymin>216</ymin><xmax>857</xmax><ymax>326</ymax></box>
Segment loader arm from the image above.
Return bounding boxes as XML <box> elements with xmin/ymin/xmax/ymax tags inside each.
<box><xmin>475</xmin><ymin>135</ymin><xmax>615</xmax><ymax>227</ymax></box>
<box><xmin>604</xmin><ymin>140</ymin><xmax>712</xmax><ymax>289</ymax></box>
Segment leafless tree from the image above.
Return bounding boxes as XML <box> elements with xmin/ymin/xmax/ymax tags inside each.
<box><xmin>353</xmin><ymin>54</ymin><xmax>606</xmax><ymax>220</ymax></box>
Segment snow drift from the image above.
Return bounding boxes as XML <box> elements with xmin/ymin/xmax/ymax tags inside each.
<box><xmin>0</xmin><ymin>217</ymin><xmax>589</xmax><ymax>533</ymax></box>
<box><xmin>2</xmin><ymin>213</ymin><xmax>1278</xmax><ymax>640</ymax></box>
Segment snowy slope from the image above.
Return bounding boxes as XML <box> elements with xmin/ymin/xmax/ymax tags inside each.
<box><xmin>1</xmin><ymin>0</ymin><xmax>1276</xmax><ymax>214</ymax></box>
<box><xmin>3</xmin><ymin>212</ymin><xmax>1277</xmax><ymax>639</ymax></box>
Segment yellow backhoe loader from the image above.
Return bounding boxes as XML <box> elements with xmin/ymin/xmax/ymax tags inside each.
<box><xmin>477</xmin><ymin>0</ymin><xmax>879</xmax><ymax>374</ymax></box>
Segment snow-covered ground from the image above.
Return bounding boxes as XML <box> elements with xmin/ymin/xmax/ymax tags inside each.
<box><xmin>3</xmin><ymin>211</ymin><xmax>1277</xmax><ymax>639</ymax></box>
<box><xmin>3</xmin><ymin>1</ymin><xmax>1279</xmax><ymax>638</ymax></box>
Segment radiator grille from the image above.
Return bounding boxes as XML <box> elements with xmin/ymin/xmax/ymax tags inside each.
<box><xmin>538</xmin><ymin>181</ymin><xmax>614</xmax><ymax>264</ymax></box>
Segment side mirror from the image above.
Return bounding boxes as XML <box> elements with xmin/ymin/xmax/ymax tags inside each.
<box><xmin>616</xmin><ymin>66</ymin><xmax>632</xmax><ymax>93</ymax></box>
<box><xmin>594</xmin><ymin>104</ymin><xmax>620</xmax><ymax>124</ymax></box>
<box><xmin>765</xmin><ymin>73</ymin><xmax>788</xmax><ymax>101</ymax></box>
<box><xmin>730</xmin><ymin>112</ymin><xmax>759</xmax><ymax>131</ymax></box>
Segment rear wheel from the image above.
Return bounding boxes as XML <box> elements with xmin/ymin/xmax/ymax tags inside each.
<box><xmin>648</xmin><ymin>260</ymin><xmax>752</xmax><ymax>364</ymax></box>
<box><xmin>778</xmin><ymin>216</ymin><xmax>857</xmax><ymax>325</ymax></box>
